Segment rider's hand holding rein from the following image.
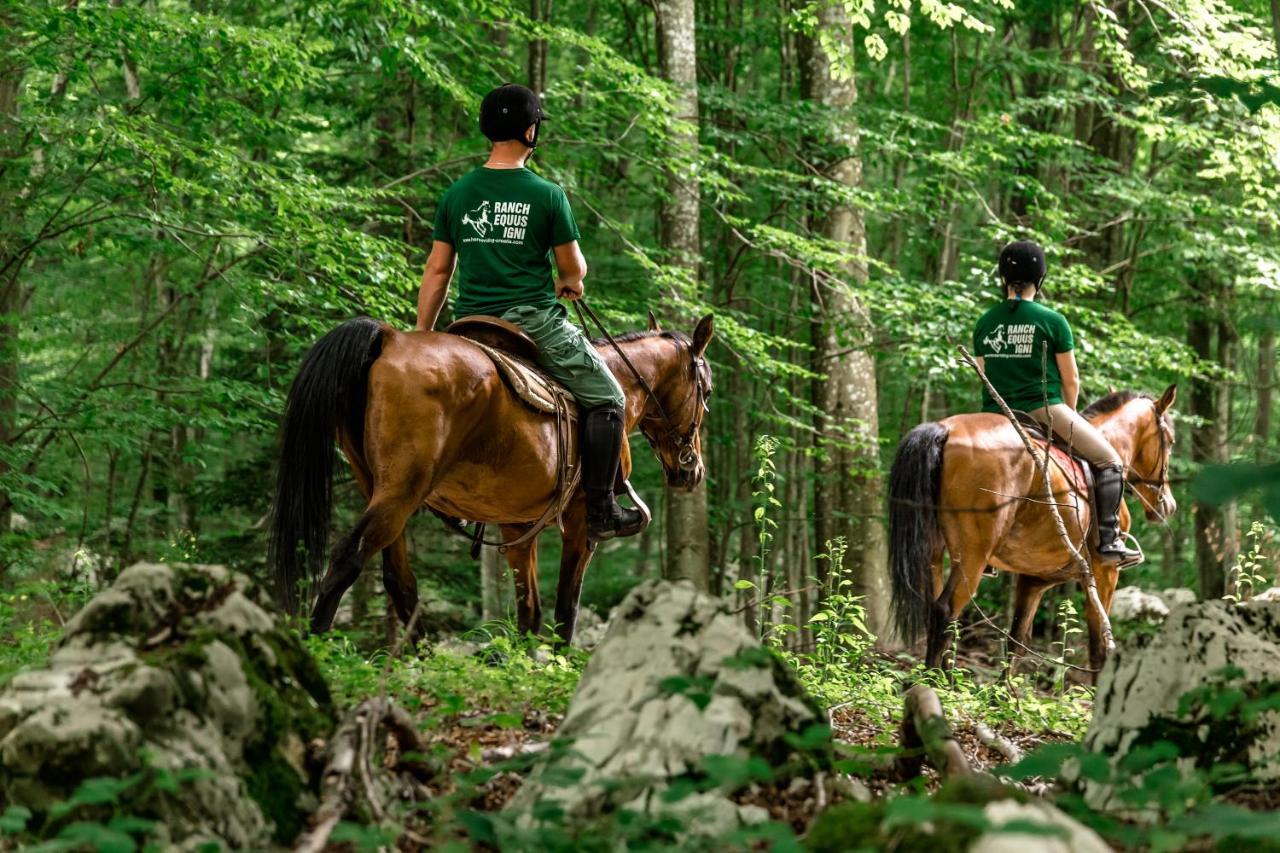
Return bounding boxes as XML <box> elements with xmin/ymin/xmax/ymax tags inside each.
<box><xmin>554</xmin><ymin>241</ymin><xmax>587</xmax><ymax>302</ymax></box>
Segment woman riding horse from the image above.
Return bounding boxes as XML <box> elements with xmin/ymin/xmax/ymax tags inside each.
<box><xmin>888</xmin><ymin>241</ymin><xmax>1178</xmax><ymax>672</ymax></box>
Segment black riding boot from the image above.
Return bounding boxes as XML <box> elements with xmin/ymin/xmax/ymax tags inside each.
<box><xmin>1093</xmin><ymin>463</ymin><xmax>1142</xmax><ymax>564</ymax></box>
<box><xmin>582</xmin><ymin>406</ymin><xmax>645</xmax><ymax>541</ymax></box>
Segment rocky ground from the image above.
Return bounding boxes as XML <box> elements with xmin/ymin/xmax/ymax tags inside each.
<box><xmin>3</xmin><ymin>570</ymin><xmax>1278</xmax><ymax>850</ymax></box>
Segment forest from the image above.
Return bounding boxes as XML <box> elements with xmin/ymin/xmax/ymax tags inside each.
<box><xmin>1</xmin><ymin>0</ymin><xmax>1279</xmax><ymax>850</ymax></box>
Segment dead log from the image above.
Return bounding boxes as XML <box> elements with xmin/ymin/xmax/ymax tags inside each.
<box><xmin>292</xmin><ymin>697</ymin><xmax>432</xmax><ymax>853</ymax></box>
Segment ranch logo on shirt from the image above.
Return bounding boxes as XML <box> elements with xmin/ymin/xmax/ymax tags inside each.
<box><xmin>460</xmin><ymin>200</ymin><xmax>530</xmax><ymax>244</ymax></box>
<box><xmin>982</xmin><ymin>323</ymin><xmax>1037</xmax><ymax>357</ymax></box>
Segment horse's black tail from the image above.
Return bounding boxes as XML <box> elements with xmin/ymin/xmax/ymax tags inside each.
<box><xmin>888</xmin><ymin>421</ymin><xmax>948</xmax><ymax>644</ymax></box>
<box><xmin>269</xmin><ymin>317</ymin><xmax>385</xmax><ymax>614</ymax></box>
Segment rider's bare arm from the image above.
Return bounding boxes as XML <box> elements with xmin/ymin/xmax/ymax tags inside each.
<box><xmin>416</xmin><ymin>241</ymin><xmax>457</xmax><ymax>331</ymax></box>
<box><xmin>553</xmin><ymin>241</ymin><xmax>587</xmax><ymax>301</ymax></box>
<box><xmin>1057</xmin><ymin>350</ymin><xmax>1080</xmax><ymax>410</ymax></box>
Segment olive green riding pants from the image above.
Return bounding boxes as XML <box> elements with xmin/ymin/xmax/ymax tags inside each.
<box><xmin>500</xmin><ymin>303</ymin><xmax>625</xmax><ymax>409</ymax></box>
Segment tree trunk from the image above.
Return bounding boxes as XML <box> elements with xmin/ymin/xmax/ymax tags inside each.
<box><xmin>480</xmin><ymin>544</ymin><xmax>509</xmax><ymax>622</ymax></box>
<box><xmin>799</xmin><ymin>4</ymin><xmax>892</xmax><ymax>642</ymax></box>
<box><xmin>527</xmin><ymin>0</ymin><xmax>552</xmax><ymax>95</ymax></box>
<box><xmin>0</xmin><ymin>39</ymin><xmax>24</xmax><ymax>538</ymax></box>
<box><xmin>1257</xmin><ymin>322</ymin><xmax>1274</xmax><ymax>460</ymax></box>
<box><xmin>655</xmin><ymin>0</ymin><xmax>709</xmax><ymax>590</ymax></box>
<box><xmin>1189</xmin><ymin>305</ymin><xmax>1232</xmax><ymax>598</ymax></box>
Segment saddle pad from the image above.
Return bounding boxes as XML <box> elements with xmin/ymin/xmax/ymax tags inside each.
<box><xmin>1046</xmin><ymin>443</ymin><xmax>1088</xmax><ymax>494</ymax></box>
<box><xmin>468</xmin><ymin>340</ymin><xmax>573</xmax><ymax>416</ymax></box>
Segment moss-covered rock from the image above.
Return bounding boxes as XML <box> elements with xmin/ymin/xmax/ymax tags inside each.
<box><xmin>0</xmin><ymin>562</ymin><xmax>333</xmax><ymax>848</ymax></box>
<box><xmin>507</xmin><ymin>580</ymin><xmax>832</xmax><ymax>841</ymax></box>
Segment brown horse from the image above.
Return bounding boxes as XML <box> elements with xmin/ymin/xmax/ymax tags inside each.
<box><xmin>887</xmin><ymin>386</ymin><xmax>1177</xmax><ymax>673</ymax></box>
<box><xmin>269</xmin><ymin>313</ymin><xmax>714</xmax><ymax>643</ymax></box>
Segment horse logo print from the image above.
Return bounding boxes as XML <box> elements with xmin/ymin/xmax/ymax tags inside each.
<box><xmin>983</xmin><ymin>324</ymin><xmax>1007</xmax><ymax>354</ymax></box>
<box><xmin>462</xmin><ymin>201</ymin><xmax>492</xmax><ymax>238</ymax></box>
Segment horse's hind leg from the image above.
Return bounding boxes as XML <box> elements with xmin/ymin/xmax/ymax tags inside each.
<box><xmin>925</xmin><ymin>548</ymin><xmax>989</xmax><ymax>671</ymax></box>
<box><xmin>382</xmin><ymin>533</ymin><xmax>421</xmax><ymax>643</ymax></box>
<box><xmin>1008</xmin><ymin>575</ymin><xmax>1055</xmax><ymax>676</ymax></box>
<box><xmin>310</xmin><ymin>489</ymin><xmax>422</xmax><ymax>635</ymax></box>
<box><xmin>501</xmin><ymin>525</ymin><xmax>542</xmax><ymax>637</ymax></box>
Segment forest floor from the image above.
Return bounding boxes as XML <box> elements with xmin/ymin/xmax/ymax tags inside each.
<box><xmin>0</xmin><ymin>580</ymin><xmax>1097</xmax><ymax>847</ymax></box>
<box><xmin>300</xmin><ymin>613</ymin><xmax>1093</xmax><ymax>844</ymax></box>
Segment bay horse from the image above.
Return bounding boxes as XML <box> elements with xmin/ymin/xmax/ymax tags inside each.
<box><xmin>269</xmin><ymin>312</ymin><xmax>714</xmax><ymax>643</ymax></box>
<box><xmin>887</xmin><ymin>386</ymin><xmax>1177</xmax><ymax>673</ymax></box>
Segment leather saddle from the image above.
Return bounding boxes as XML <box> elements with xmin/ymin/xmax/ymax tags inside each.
<box><xmin>447</xmin><ymin>315</ymin><xmax>573</xmax><ymax>416</ymax></box>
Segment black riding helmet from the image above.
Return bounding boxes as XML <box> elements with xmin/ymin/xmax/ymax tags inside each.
<box><xmin>998</xmin><ymin>240</ymin><xmax>1047</xmax><ymax>290</ymax></box>
<box><xmin>479</xmin><ymin>83</ymin><xmax>545</xmax><ymax>148</ymax></box>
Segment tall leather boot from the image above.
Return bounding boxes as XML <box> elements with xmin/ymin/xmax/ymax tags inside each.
<box><xmin>1093</xmin><ymin>463</ymin><xmax>1142</xmax><ymax>564</ymax></box>
<box><xmin>581</xmin><ymin>406</ymin><xmax>645</xmax><ymax>542</ymax></box>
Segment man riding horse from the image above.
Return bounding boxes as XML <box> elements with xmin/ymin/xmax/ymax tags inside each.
<box><xmin>269</xmin><ymin>83</ymin><xmax>714</xmax><ymax>642</ymax></box>
<box><xmin>973</xmin><ymin>240</ymin><xmax>1141</xmax><ymax>565</ymax></box>
<box><xmin>416</xmin><ymin>83</ymin><xmax>644</xmax><ymax>544</ymax></box>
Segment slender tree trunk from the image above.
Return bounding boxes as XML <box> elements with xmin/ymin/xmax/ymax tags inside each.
<box><xmin>1189</xmin><ymin>302</ymin><xmax>1233</xmax><ymax>598</ymax></box>
<box><xmin>656</xmin><ymin>0</ymin><xmax>709</xmax><ymax>590</ymax></box>
<box><xmin>0</xmin><ymin>33</ymin><xmax>24</xmax><ymax>537</ymax></box>
<box><xmin>1257</xmin><ymin>322</ymin><xmax>1274</xmax><ymax>460</ymax></box>
<box><xmin>799</xmin><ymin>4</ymin><xmax>892</xmax><ymax>642</ymax></box>
<box><xmin>480</xmin><ymin>544</ymin><xmax>509</xmax><ymax>622</ymax></box>
<box><xmin>527</xmin><ymin>0</ymin><xmax>552</xmax><ymax>95</ymax></box>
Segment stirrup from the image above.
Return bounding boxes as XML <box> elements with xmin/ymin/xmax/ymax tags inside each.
<box><xmin>1097</xmin><ymin>533</ymin><xmax>1144</xmax><ymax>569</ymax></box>
<box><xmin>586</xmin><ymin>480</ymin><xmax>651</xmax><ymax>551</ymax></box>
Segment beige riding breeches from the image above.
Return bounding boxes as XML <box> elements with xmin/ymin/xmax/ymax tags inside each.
<box><xmin>1025</xmin><ymin>403</ymin><xmax>1122</xmax><ymax>469</ymax></box>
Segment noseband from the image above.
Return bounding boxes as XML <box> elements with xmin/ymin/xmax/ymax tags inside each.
<box><xmin>574</xmin><ymin>301</ymin><xmax>708</xmax><ymax>471</ymax></box>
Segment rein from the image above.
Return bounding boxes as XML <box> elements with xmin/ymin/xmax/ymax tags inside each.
<box><xmin>573</xmin><ymin>299</ymin><xmax>705</xmax><ymax>468</ymax></box>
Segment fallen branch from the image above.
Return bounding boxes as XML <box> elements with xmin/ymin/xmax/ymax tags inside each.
<box><xmin>975</xmin><ymin>723</ymin><xmax>1022</xmax><ymax>765</ymax></box>
<box><xmin>895</xmin><ymin>683</ymin><xmax>971</xmax><ymax>781</ymax></box>
<box><xmin>292</xmin><ymin>697</ymin><xmax>433</xmax><ymax>853</ymax></box>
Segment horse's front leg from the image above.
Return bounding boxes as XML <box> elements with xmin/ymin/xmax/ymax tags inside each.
<box><xmin>501</xmin><ymin>525</ymin><xmax>542</xmax><ymax>637</ymax></box>
<box><xmin>553</xmin><ymin>499</ymin><xmax>594</xmax><ymax>645</ymax></box>
<box><xmin>1082</xmin><ymin>559</ymin><xmax>1120</xmax><ymax>677</ymax></box>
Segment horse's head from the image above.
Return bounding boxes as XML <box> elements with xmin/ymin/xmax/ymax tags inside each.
<box><xmin>1129</xmin><ymin>384</ymin><xmax>1178</xmax><ymax>522</ymax></box>
<box><xmin>635</xmin><ymin>313</ymin><xmax>715</xmax><ymax>491</ymax></box>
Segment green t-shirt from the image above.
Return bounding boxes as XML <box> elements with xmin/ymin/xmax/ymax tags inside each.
<box><xmin>972</xmin><ymin>300</ymin><xmax>1075</xmax><ymax>413</ymax></box>
<box><xmin>432</xmin><ymin>167</ymin><xmax>581</xmax><ymax>317</ymax></box>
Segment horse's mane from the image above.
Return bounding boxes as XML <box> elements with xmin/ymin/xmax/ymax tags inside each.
<box><xmin>594</xmin><ymin>329</ymin><xmax>692</xmax><ymax>347</ymax></box>
<box><xmin>1082</xmin><ymin>390</ymin><xmax>1151</xmax><ymax>419</ymax></box>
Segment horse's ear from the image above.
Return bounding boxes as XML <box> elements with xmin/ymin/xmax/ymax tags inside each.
<box><xmin>692</xmin><ymin>314</ymin><xmax>714</xmax><ymax>357</ymax></box>
<box><xmin>647</xmin><ymin>310</ymin><xmax>662</xmax><ymax>332</ymax></box>
<box><xmin>1156</xmin><ymin>383</ymin><xmax>1177</xmax><ymax>414</ymax></box>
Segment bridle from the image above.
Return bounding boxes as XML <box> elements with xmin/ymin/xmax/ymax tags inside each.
<box><xmin>574</xmin><ymin>300</ymin><xmax>708</xmax><ymax>471</ymax></box>
<box><xmin>1126</xmin><ymin>402</ymin><xmax>1172</xmax><ymax>517</ymax></box>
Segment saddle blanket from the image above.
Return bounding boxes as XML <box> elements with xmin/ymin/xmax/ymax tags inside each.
<box><xmin>468</xmin><ymin>340</ymin><xmax>574</xmax><ymax>416</ymax></box>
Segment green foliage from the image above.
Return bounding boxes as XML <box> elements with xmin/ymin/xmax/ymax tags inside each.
<box><xmin>0</xmin><ymin>759</ymin><xmax>209</xmax><ymax>852</ymax></box>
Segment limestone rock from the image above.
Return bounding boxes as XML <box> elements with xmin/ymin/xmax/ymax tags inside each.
<box><xmin>508</xmin><ymin>580</ymin><xmax>830</xmax><ymax>839</ymax></box>
<box><xmin>806</xmin><ymin>776</ymin><xmax>1108</xmax><ymax>853</ymax></box>
<box><xmin>970</xmin><ymin>799</ymin><xmax>1110</xmax><ymax>853</ymax></box>
<box><xmin>569</xmin><ymin>605</ymin><xmax>608</xmax><ymax>650</ymax></box>
<box><xmin>1085</xmin><ymin>600</ymin><xmax>1280</xmax><ymax>809</ymax></box>
<box><xmin>1109</xmin><ymin>586</ymin><xmax>1169</xmax><ymax>622</ymax></box>
<box><xmin>0</xmin><ymin>562</ymin><xmax>332</xmax><ymax>848</ymax></box>
<box><xmin>1161</xmin><ymin>587</ymin><xmax>1197</xmax><ymax>608</ymax></box>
